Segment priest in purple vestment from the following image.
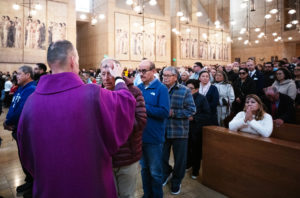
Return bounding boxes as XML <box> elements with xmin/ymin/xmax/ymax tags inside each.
<box><xmin>17</xmin><ymin>40</ymin><xmax>136</xmax><ymax>198</ymax></box>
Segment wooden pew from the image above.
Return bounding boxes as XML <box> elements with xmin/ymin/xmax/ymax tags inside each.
<box><xmin>202</xmin><ymin>125</ymin><xmax>300</xmax><ymax>198</ymax></box>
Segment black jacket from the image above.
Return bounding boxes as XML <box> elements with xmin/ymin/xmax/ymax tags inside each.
<box><xmin>263</xmin><ymin>93</ymin><xmax>295</xmax><ymax>123</ymax></box>
<box><xmin>263</xmin><ymin>71</ymin><xmax>275</xmax><ymax>88</ymax></box>
<box><xmin>249</xmin><ymin>70</ymin><xmax>265</xmax><ymax>96</ymax></box>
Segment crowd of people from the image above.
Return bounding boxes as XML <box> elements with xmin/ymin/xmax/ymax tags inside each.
<box><xmin>0</xmin><ymin>39</ymin><xmax>299</xmax><ymax>198</ymax></box>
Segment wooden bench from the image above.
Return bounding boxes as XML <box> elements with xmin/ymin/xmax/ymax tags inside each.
<box><xmin>202</xmin><ymin>125</ymin><xmax>300</xmax><ymax>198</ymax></box>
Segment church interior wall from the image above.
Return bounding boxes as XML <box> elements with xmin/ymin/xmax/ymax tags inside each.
<box><xmin>0</xmin><ymin>0</ymin><xmax>76</xmax><ymax>73</ymax></box>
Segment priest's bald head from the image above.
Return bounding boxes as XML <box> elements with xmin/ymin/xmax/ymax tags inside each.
<box><xmin>47</xmin><ymin>40</ymin><xmax>79</xmax><ymax>74</ymax></box>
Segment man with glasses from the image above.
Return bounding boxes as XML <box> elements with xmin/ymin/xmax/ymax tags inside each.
<box><xmin>190</xmin><ymin>62</ymin><xmax>204</xmax><ymax>80</ymax></box>
<box><xmin>161</xmin><ymin>66</ymin><xmax>196</xmax><ymax>195</ymax></box>
<box><xmin>137</xmin><ymin>60</ymin><xmax>170</xmax><ymax>198</ymax></box>
<box><xmin>263</xmin><ymin>62</ymin><xmax>275</xmax><ymax>87</ymax></box>
<box><xmin>3</xmin><ymin>65</ymin><xmax>36</xmax><ymax>196</ymax></box>
<box><xmin>100</xmin><ymin>58</ymin><xmax>147</xmax><ymax>198</ymax></box>
<box><xmin>247</xmin><ymin>60</ymin><xmax>265</xmax><ymax>97</ymax></box>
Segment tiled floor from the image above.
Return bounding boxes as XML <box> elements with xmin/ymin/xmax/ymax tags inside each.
<box><xmin>0</xmin><ymin>108</ymin><xmax>226</xmax><ymax>198</ymax></box>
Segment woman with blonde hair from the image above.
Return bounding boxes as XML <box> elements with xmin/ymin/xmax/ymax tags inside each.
<box><xmin>229</xmin><ymin>94</ymin><xmax>273</xmax><ymax>137</ymax></box>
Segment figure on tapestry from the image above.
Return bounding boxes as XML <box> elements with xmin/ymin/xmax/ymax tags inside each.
<box><xmin>116</xmin><ymin>29</ymin><xmax>129</xmax><ymax>55</ymax></box>
<box><xmin>0</xmin><ymin>15</ymin><xmax>26</xmax><ymax>49</ymax></box>
<box><xmin>144</xmin><ymin>33</ymin><xmax>155</xmax><ymax>58</ymax></box>
<box><xmin>131</xmin><ymin>32</ymin><xmax>143</xmax><ymax>56</ymax></box>
<box><xmin>48</xmin><ymin>22</ymin><xmax>66</xmax><ymax>45</ymax></box>
<box><xmin>24</xmin><ymin>18</ymin><xmax>46</xmax><ymax>49</ymax></box>
<box><xmin>156</xmin><ymin>34</ymin><xmax>166</xmax><ymax>57</ymax></box>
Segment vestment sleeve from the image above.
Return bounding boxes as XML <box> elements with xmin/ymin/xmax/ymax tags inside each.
<box><xmin>98</xmin><ymin>83</ymin><xmax>136</xmax><ymax>155</ymax></box>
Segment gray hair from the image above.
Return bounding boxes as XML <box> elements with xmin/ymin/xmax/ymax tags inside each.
<box><xmin>47</xmin><ymin>40</ymin><xmax>75</xmax><ymax>66</ymax></box>
<box><xmin>163</xmin><ymin>66</ymin><xmax>179</xmax><ymax>77</ymax></box>
<box><xmin>19</xmin><ymin>65</ymin><xmax>33</xmax><ymax>79</ymax></box>
<box><xmin>100</xmin><ymin>57</ymin><xmax>120</xmax><ymax>68</ymax></box>
<box><xmin>264</xmin><ymin>86</ymin><xmax>278</xmax><ymax>94</ymax></box>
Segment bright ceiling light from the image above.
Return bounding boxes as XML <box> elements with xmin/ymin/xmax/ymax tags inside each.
<box><xmin>274</xmin><ymin>38</ymin><xmax>278</xmax><ymax>42</ymax></box>
<box><xmin>265</xmin><ymin>14</ymin><xmax>271</xmax><ymax>19</ymax></box>
<box><xmin>13</xmin><ymin>3</ymin><xmax>20</xmax><ymax>10</ymax></box>
<box><xmin>99</xmin><ymin>14</ymin><xmax>105</xmax><ymax>19</ymax></box>
<box><xmin>240</xmin><ymin>2</ymin><xmax>247</xmax><ymax>9</ymax></box>
<box><xmin>30</xmin><ymin>10</ymin><xmax>37</xmax><ymax>16</ymax></box>
<box><xmin>255</xmin><ymin>40</ymin><xmax>259</xmax><ymax>44</ymax></box>
<box><xmin>126</xmin><ymin>0</ymin><xmax>133</xmax><ymax>5</ymax></box>
<box><xmin>277</xmin><ymin>36</ymin><xmax>281</xmax><ymax>40</ymax></box>
<box><xmin>238</xmin><ymin>37</ymin><xmax>243</xmax><ymax>40</ymax></box>
<box><xmin>202</xmin><ymin>33</ymin><xmax>207</xmax><ymax>39</ymax></box>
<box><xmin>292</xmin><ymin>20</ymin><xmax>298</xmax><ymax>25</ymax></box>
<box><xmin>288</xmin><ymin>9</ymin><xmax>296</xmax><ymax>15</ymax></box>
<box><xmin>227</xmin><ymin>36</ymin><xmax>232</xmax><ymax>42</ymax></box>
<box><xmin>269</xmin><ymin>9</ymin><xmax>278</xmax><ymax>14</ymax></box>
<box><xmin>196</xmin><ymin>12</ymin><xmax>203</xmax><ymax>17</ymax></box>
<box><xmin>177</xmin><ymin>11</ymin><xmax>184</xmax><ymax>17</ymax></box>
<box><xmin>80</xmin><ymin>14</ymin><xmax>87</xmax><ymax>20</ymax></box>
<box><xmin>172</xmin><ymin>28</ymin><xmax>177</xmax><ymax>32</ymax></box>
<box><xmin>214</xmin><ymin>20</ymin><xmax>220</xmax><ymax>26</ymax></box>
<box><xmin>91</xmin><ymin>18</ymin><xmax>98</xmax><ymax>25</ymax></box>
<box><xmin>186</xmin><ymin>28</ymin><xmax>191</xmax><ymax>33</ymax></box>
<box><xmin>255</xmin><ymin>28</ymin><xmax>260</xmax><ymax>32</ymax></box>
<box><xmin>288</xmin><ymin>37</ymin><xmax>293</xmax><ymax>40</ymax></box>
<box><xmin>149</xmin><ymin>0</ymin><xmax>157</xmax><ymax>6</ymax></box>
<box><xmin>286</xmin><ymin>23</ymin><xmax>292</xmax><ymax>28</ymax></box>
<box><xmin>266</xmin><ymin>0</ymin><xmax>273</xmax><ymax>2</ymax></box>
<box><xmin>134</xmin><ymin>5</ymin><xmax>142</xmax><ymax>13</ymax></box>
<box><xmin>180</xmin><ymin>16</ymin><xmax>187</xmax><ymax>21</ymax></box>
<box><xmin>35</xmin><ymin>3</ymin><xmax>42</xmax><ymax>10</ymax></box>
<box><xmin>272</xmin><ymin>32</ymin><xmax>277</xmax><ymax>36</ymax></box>
<box><xmin>230</xmin><ymin>21</ymin><xmax>236</xmax><ymax>25</ymax></box>
<box><xmin>244</xmin><ymin>40</ymin><xmax>249</xmax><ymax>45</ymax></box>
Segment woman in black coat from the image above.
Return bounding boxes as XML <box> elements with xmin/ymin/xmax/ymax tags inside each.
<box><xmin>185</xmin><ymin>79</ymin><xmax>210</xmax><ymax>179</ymax></box>
<box><xmin>232</xmin><ymin>68</ymin><xmax>256</xmax><ymax>113</ymax></box>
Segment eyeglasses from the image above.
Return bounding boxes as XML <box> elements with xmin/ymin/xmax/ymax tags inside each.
<box><xmin>163</xmin><ymin>74</ymin><xmax>175</xmax><ymax>78</ymax></box>
<box><xmin>138</xmin><ymin>69</ymin><xmax>151</xmax><ymax>74</ymax></box>
<box><xmin>239</xmin><ymin>72</ymin><xmax>246</xmax><ymax>75</ymax></box>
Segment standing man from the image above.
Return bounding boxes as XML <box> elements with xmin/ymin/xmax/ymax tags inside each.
<box><xmin>3</xmin><ymin>66</ymin><xmax>36</xmax><ymax>196</ymax></box>
<box><xmin>100</xmin><ymin>58</ymin><xmax>147</xmax><ymax>198</ymax></box>
<box><xmin>17</xmin><ymin>40</ymin><xmax>136</xmax><ymax>198</ymax></box>
<box><xmin>137</xmin><ymin>60</ymin><xmax>170</xmax><ymax>198</ymax></box>
<box><xmin>263</xmin><ymin>62</ymin><xmax>275</xmax><ymax>88</ymax></box>
<box><xmin>190</xmin><ymin>62</ymin><xmax>205</xmax><ymax>80</ymax></box>
<box><xmin>33</xmin><ymin>63</ymin><xmax>47</xmax><ymax>84</ymax></box>
<box><xmin>247</xmin><ymin>60</ymin><xmax>265</xmax><ymax>97</ymax></box>
<box><xmin>161</xmin><ymin>66</ymin><xmax>196</xmax><ymax>195</ymax></box>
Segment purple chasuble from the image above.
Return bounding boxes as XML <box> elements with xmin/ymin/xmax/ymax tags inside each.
<box><xmin>17</xmin><ymin>72</ymin><xmax>136</xmax><ymax>198</ymax></box>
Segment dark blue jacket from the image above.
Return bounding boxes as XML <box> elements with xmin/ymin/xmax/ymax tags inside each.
<box><xmin>205</xmin><ymin>85</ymin><xmax>219</xmax><ymax>125</ymax></box>
<box><xmin>138</xmin><ymin>79</ymin><xmax>170</xmax><ymax>144</ymax></box>
<box><xmin>5</xmin><ymin>81</ymin><xmax>36</xmax><ymax>127</ymax></box>
<box><xmin>250</xmin><ymin>70</ymin><xmax>265</xmax><ymax>96</ymax></box>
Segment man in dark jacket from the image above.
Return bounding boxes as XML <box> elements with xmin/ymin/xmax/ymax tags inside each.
<box><xmin>3</xmin><ymin>65</ymin><xmax>36</xmax><ymax>196</ymax></box>
<box><xmin>101</xmin><ymin>58</ymin><xmax>147</xmax><ymax>198</ymax></box>
<box><xmin>263</xmin><ymin>86</ymin><xmax>295</xmax><ymax>127</ymax></box>
<box><xmin>247</xmin><ymin>60</ymin><xmax>264</xmax><ymax>97</ymax></box>
<box><xmin>263</xmin><ymin>62</ymin><xmax>275</xmax><ymax>87</ymax></box>
<box><xmin>225</xmin><ymin>63</ymin><xmax>238</xmax><ymax>84</ymax></box>
<box><xmin>33</xmin><ymin>63</ymin><xmax>47</xmax><ymax>84</ymax></box>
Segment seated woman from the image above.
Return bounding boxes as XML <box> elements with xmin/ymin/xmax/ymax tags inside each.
<box><xmin>229</xmin><ymin>94</ymin><xmax>273</xmax><ymax>137</ymax></box>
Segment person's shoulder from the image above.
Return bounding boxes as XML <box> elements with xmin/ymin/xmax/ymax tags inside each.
<box><xmin>263</xmin><ymin>113</ymin><xmax>272</xmax><ymax>120</ymax></box>
<box><xmin>236</xmin><ymin>111</ymin><xmax>246</xmax><ymax>117</ymax></box>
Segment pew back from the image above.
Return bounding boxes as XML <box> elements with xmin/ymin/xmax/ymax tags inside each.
<box><xmin>202</xmin><ymin>126</ymin><xmax>300</xmax><ymax>198</ymax></box>
<box><xmin>271</xmin><ymin>123</ymin><xmax>300</xmax><ymax>143</ymax></box>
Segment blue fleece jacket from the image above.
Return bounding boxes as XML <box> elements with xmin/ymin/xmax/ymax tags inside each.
<box><xmin>138</xmin><ymin>79</ymin><xmax>170</xmax><ymax>144</ymax></box>
<box><xmin>5</xmin><ymin>81</ymin><xmax>36</xmax><ymax>127</ymax></box>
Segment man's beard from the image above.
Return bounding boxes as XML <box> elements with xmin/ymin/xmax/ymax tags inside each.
<box><xmin>33</xmin><ymin>73</ymin><xmax>41</xmax><ymax>81</ymax></box>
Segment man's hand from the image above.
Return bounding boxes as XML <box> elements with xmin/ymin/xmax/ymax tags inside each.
<box><xmin>109</xmin><ymin>62</ymin><xmax>124</xmax><ymax>78</ymax></box>
<box><xmin>274</xmin><ymin>119</ymin><xmax>284</xmax><ymax>127</ymax></box>
<box><xmin>3</xmin><ymin>122</ymin><xmax>15</xmax><ymax>131</ymax></box>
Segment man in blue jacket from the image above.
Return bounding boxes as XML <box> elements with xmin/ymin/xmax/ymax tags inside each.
<box><xmin>3</xmin><ymin>65</ymin><xmax>36</xmax><ymax>196</ymax></box>
<box><xmin>137</xmin><ymin>60</ymin><xmax>170</xmax><ymax>198</ymax></box>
